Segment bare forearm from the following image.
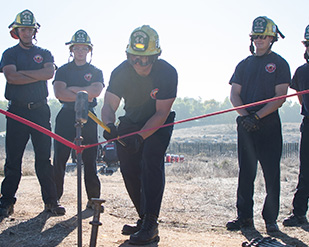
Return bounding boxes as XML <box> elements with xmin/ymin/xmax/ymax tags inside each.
<box><xmin>69</xmin><ymin>83</ymin><xmax>103</xmax><ymax>99</ymax></box>
<box><xmin>256</xmin><ymin>99</ymin><xmax>285</xmax><ymax>118</ymax></box>
<box><xmin>6</xmin><ymin>71</ymin><xmax>38</xmax><ymax>85</ymax></box>
<box><xmin>256</xmin><ymin>83</ymin><xmax>289</xmax><ymax>118</ymax></box>
<box><xmin>101</xmin><ymin>105</ymin><xmax>116</xmax><ymax>124</ymax></box>
<box><xmin>54</xmin><ymin>88</ymin><xmax>77</xmax><ymax>102</ymax></box>
<box><xmin>230</xmin><ymin>94</ymin><xmax>249</xmax><ymax>116</ymax></box>
<box><xmin>140</xmin><ymin>111</ymin><xmax>170</xmax><ymax>139</ymax></box>
<box><xmin>19</xmin><ymin>66</ymin><xmax>54</xmax><ymax>81</ymax></box>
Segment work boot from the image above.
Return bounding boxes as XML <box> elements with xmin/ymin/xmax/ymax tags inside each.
<box><xmin>129</xmin><ymin>214</ymin><xmax>160</xmax><ymax>245</ymax></box>
<box><xmin>86</xmin><ymin>200</ymin><xmax>104</xmax><ymax>213</ymax></box>
<box><xmin>45</xmin><ymin>202</ymin><xmax>66</xmax><ymax>216</ymax></box>
<box><xmin>0</xmin><ymin>204</ymin><xmax>14</xmax><ymax>217</ymax></box>
<box><xmin>283</xmin><ymin>214</ymin><xmax>308</xmax><ymax>227</ymax></box>
<box><xmin>265</xmin><ymin>221</ymin><xmax>279</xmax><ymax>233</ymax></box>
<box><xmin>226</xmin><ymin>217</ymin><xmax>254</xmax><ymax>231</ymax></box>
<box><xmin>122</xmin><ymin>218</ymin><xmax>143</xmax><ymax>235</ymax></box>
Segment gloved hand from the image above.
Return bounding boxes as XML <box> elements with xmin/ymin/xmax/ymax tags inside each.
<box><xmin>103</xmin><ymin>123</ymin><xmax>118</xmax><ymax>140</ymax></box>
<box><xmin>122</xmin><ymin>134</ymin><xmax>144</xmax><ymax>154</ymax></box>
<box><xmin>241</xmin><ymin>113</ymin><xmax>260</xmax><ymax>132</ymax></box>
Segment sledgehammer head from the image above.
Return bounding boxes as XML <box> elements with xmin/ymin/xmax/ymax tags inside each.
<box><xmin>75</xmin><ymin>91</ymin><xmax>89</xmax><ymax>124</ymax></box>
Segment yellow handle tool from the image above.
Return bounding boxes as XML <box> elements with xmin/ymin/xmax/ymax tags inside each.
<box><xmin>88</xmin><ymin>111</ymin><xmax>126</xmax><ymax>146</ymax></box>
<box><xmin>88</xmin><ymin>111</ymin><xmax>110</xmax><ymax>133</ymax></box>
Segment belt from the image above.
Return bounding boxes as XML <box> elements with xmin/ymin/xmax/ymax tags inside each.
<box><xmin>9</xmin><ymin>99</ymin><xmax>47</xmax><ymax>110</ymax></box>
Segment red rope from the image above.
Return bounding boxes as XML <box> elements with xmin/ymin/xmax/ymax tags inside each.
<box><xmin>84</xmin><ymin>89</ymin><xmax>309</xmax><ymax>149</ymax></box>
<box><xmin>0</xmin><ymin>89</ymin><xmax>308</xmax><ymax>151</ymax></box>
<box><xmin>0</xmin><ymin>109</ymin><xmax>82</xmax><ymax>153</ymax></box>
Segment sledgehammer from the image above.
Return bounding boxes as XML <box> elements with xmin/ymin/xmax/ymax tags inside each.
<box><xmin>89</xmin><ymin>198</ymin><xmax>106</xmax><ymax>247</ymax></box>
<box><xmin>75</xmin><ymin>91</ymin><xmax>89</xmax><ymax>247</ymax></box>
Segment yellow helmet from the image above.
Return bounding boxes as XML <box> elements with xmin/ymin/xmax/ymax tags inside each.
<box><xmin>65</xmin><ymin>30</ymin><xmax>93</xmax><ymax>51</ymax></box>
<box><xmin>126</xmin><ymin>25</ymin><xmax>161</xmax><ymax>56</ymax></box>
<box><xmin>9</xmin><ymin>9</ymin><xmax>40</xmax><ymax>39</ymax></box>
<box><xmin>250</xmin><ymin>16</ymin><xmax>278</xmax><ymax>38</ymax></box>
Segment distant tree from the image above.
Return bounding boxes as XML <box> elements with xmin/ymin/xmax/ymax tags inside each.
<box><xmin>0</xmin><ymin>97</ymin><xmax>303</xmax><ymax>134</ymax></box>
<box><xmin>0</xmin><ymin>100</ymin><xmax>8</xmax><ymax>132</ymax></box>
<box><xmin>279</xmin><ymin>100</ymin><xmax>302</xmax><ymax>123</ymax></box>
<box><xmin>48</xmin><ymin>99</ymin><xmax>61</xmax><ymax>131</ymax></box>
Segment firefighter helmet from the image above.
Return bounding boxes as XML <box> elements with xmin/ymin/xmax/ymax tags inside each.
<box><xmin>302</xmin><ymin>25</ymin><xmax>309</xmax><ymax>43</ymax></box>
<box><xmin>126</xmin><ymin>25</ymin><xmax>161</xmax><ymax>56</ymax></box>
<box><xmin>8</xmin><ymin>9</ymin><xmax>40</xmax><ymax>39</ymax></box>
<box><xmin>65</xmin><ymin>30</ymin><xmax>93</xmax><ymax>51</ymax></box>
<box><xmin>250</xmin><ymin>16</ymin><xmax>278</xmax><ymax>38</ymax></box>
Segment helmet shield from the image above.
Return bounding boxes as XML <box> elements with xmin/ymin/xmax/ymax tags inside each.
<box><xmin>126</xmin><ymin>25</ymin><xmax>161</xmax><ymax>56</ymax></box>
<box><xmin>131</xmin><ymin>30</ymin><xmax>149</xmax><ymax>52</ymax></box>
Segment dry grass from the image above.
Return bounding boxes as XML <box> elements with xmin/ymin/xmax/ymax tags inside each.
<box><xmin>0</xmin><ymin>151</ymin><xmax>308</xmax><ymax>246</ymax></box>
<box><xmin>0</xmin><ymin>138</ymin><xmax>308</xmax><ymax>246</ymax></box>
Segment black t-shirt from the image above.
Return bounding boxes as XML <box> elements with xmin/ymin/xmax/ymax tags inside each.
<box><xmin>290</xmin><ymin>63</ymin><xmax>309</xmax><ymax>116</ymax></box>
<box><xmin>229</xmin><ymin>52</ymin><xmax>291</xmax><ymax>112</ymax></box>
<box><xmin>107</xmin><ymin>59</ymin><xmax>177</xmax><ymax>124</ymax></box>
<box><xmin>0</xmin><ymin>44</ymin><xmax>54</xmax><ymax>102</ymax></box>
<box><xmin>53</xmin><ymin>61</ymin><xmax>104</xmax><ymax>107</ymax></box>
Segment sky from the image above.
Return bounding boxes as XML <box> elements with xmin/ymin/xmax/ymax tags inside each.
<box><xmin>0</xmin><ymin>0</ymin><xmax>308</xmax><ymax>103</ymax></box>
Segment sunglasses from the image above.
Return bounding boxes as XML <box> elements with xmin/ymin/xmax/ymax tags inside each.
<box><xmin>251</xmin><ymin>35</ymin><xmax>268</xmax><ymax>40</ymax></box>
<box><xmin>303</xmin><ymin>41</ymin><xmax>309</xmax><ymax>47</ymax></box>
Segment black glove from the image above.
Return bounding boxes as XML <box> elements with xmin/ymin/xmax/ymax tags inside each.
<box><xmin>103</xmin><ymin>123</ymin><xmax>118</xmax><ymax>140</ymax></box>
<box><xmin>241</xmin><ymin>113</ymin><xmax>260</xmax><ymax>132</ymax></box>
<box><xmin>122</xmin><ymin>134</ymin><xmax>144</xmax><ymax>154</ymax></box>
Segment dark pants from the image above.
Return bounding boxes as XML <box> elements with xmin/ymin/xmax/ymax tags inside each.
<box><xmin>236</xmin><ymin>112</ymin><xmax>282</xmax><ymax>223</ymax></box>
<box><xmin>53</xmin><ymin>107</ymin><xmax>100</xmax><ymax>201</ymax></box>
<box><xmin>1</xmin><ymin>104</ymin><xmax>58</xmax><ymax>206</ymax></box>
<box><xmin>292</xmin><ymin>117</ymin><xmax>309</xmax><ymax>216</ymax></box>
<box><xmin>117</xmin><ymin>112</ymin><xmax>175</xmax><ymax>217</ymax></box>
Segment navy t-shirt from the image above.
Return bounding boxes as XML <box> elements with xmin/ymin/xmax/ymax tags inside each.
<box><xmin>53</xmin><ymin>61</ymin><xmax>104</xmax><ymax>108</ymax></box>
<box><xmin>229</xmin><ymin>52</ymin><xmax>291</xmax><ymax>112</ymax></box>
<box><xmin>290</xmin><ymin>63</ymin><xmax>309</xmax><ymax>116</ymax></box>
<box><xmin>107</xmin><ymin>59</ymin><xmax>178</xmax><ymax>124</ymax></box>
<box><xmin>0</xmin><ymin>44</ymin><xmax>54</xmax><ymax>102</ymax></box>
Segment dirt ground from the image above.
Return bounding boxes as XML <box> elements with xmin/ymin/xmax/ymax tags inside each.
<box><xmin>0</xmin><ymin>123</ymin><xmax>308</xmax><ymax>247</ymax></box>
<box><xmin>0</xmin><ymin>155</ymin><xmax>308</xmax><ymax>247</ymax></box>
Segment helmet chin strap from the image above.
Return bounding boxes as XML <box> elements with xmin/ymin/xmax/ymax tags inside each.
<box><xmin>304</xmin><ymin>51</ymin><xmax>309</xmax><ymax>64</ymax></box>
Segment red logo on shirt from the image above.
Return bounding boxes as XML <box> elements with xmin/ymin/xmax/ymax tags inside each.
<box><xmin>33</xmin><ymin>54</ymin><xmax>43</xmax><ymax>63</ymax></box>
<box><xmin>265</xmin><ymin>63</ymin><xmax>276</xmax><ymax>73</ymax></box>
<box><xmin>84</xmin><ymin>73</ymin><xmax>92</xmax><ymax>81</ymax></box>
<box><xmin>150</xmin><ymin>88</ymin><xmax>159</xmax><ymax>99</ymax></box>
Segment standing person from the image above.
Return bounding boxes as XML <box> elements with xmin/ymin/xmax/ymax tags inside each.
<box><xmin>226</xmin><ymin>16</ymin><xmax>291</xmax><ymax>233</ymax></box>
<box><xmin>101</xmin><ymin>25</ymin><xmax>177</xmax><ymax>245</ymax></box>
<box><xmin>53</xmin><ymin>30</ymin><xmax>104</xmax><ymax>211</ymax></box>
<box><xmin>282</xmin><ymin>25</ymin><xmax>309</xmax><ymax>227</ymax></box>
<box><xmin>0</xmin><ymin>9</ymin><xmax>65</xmax><ymax>216</ymax></box>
